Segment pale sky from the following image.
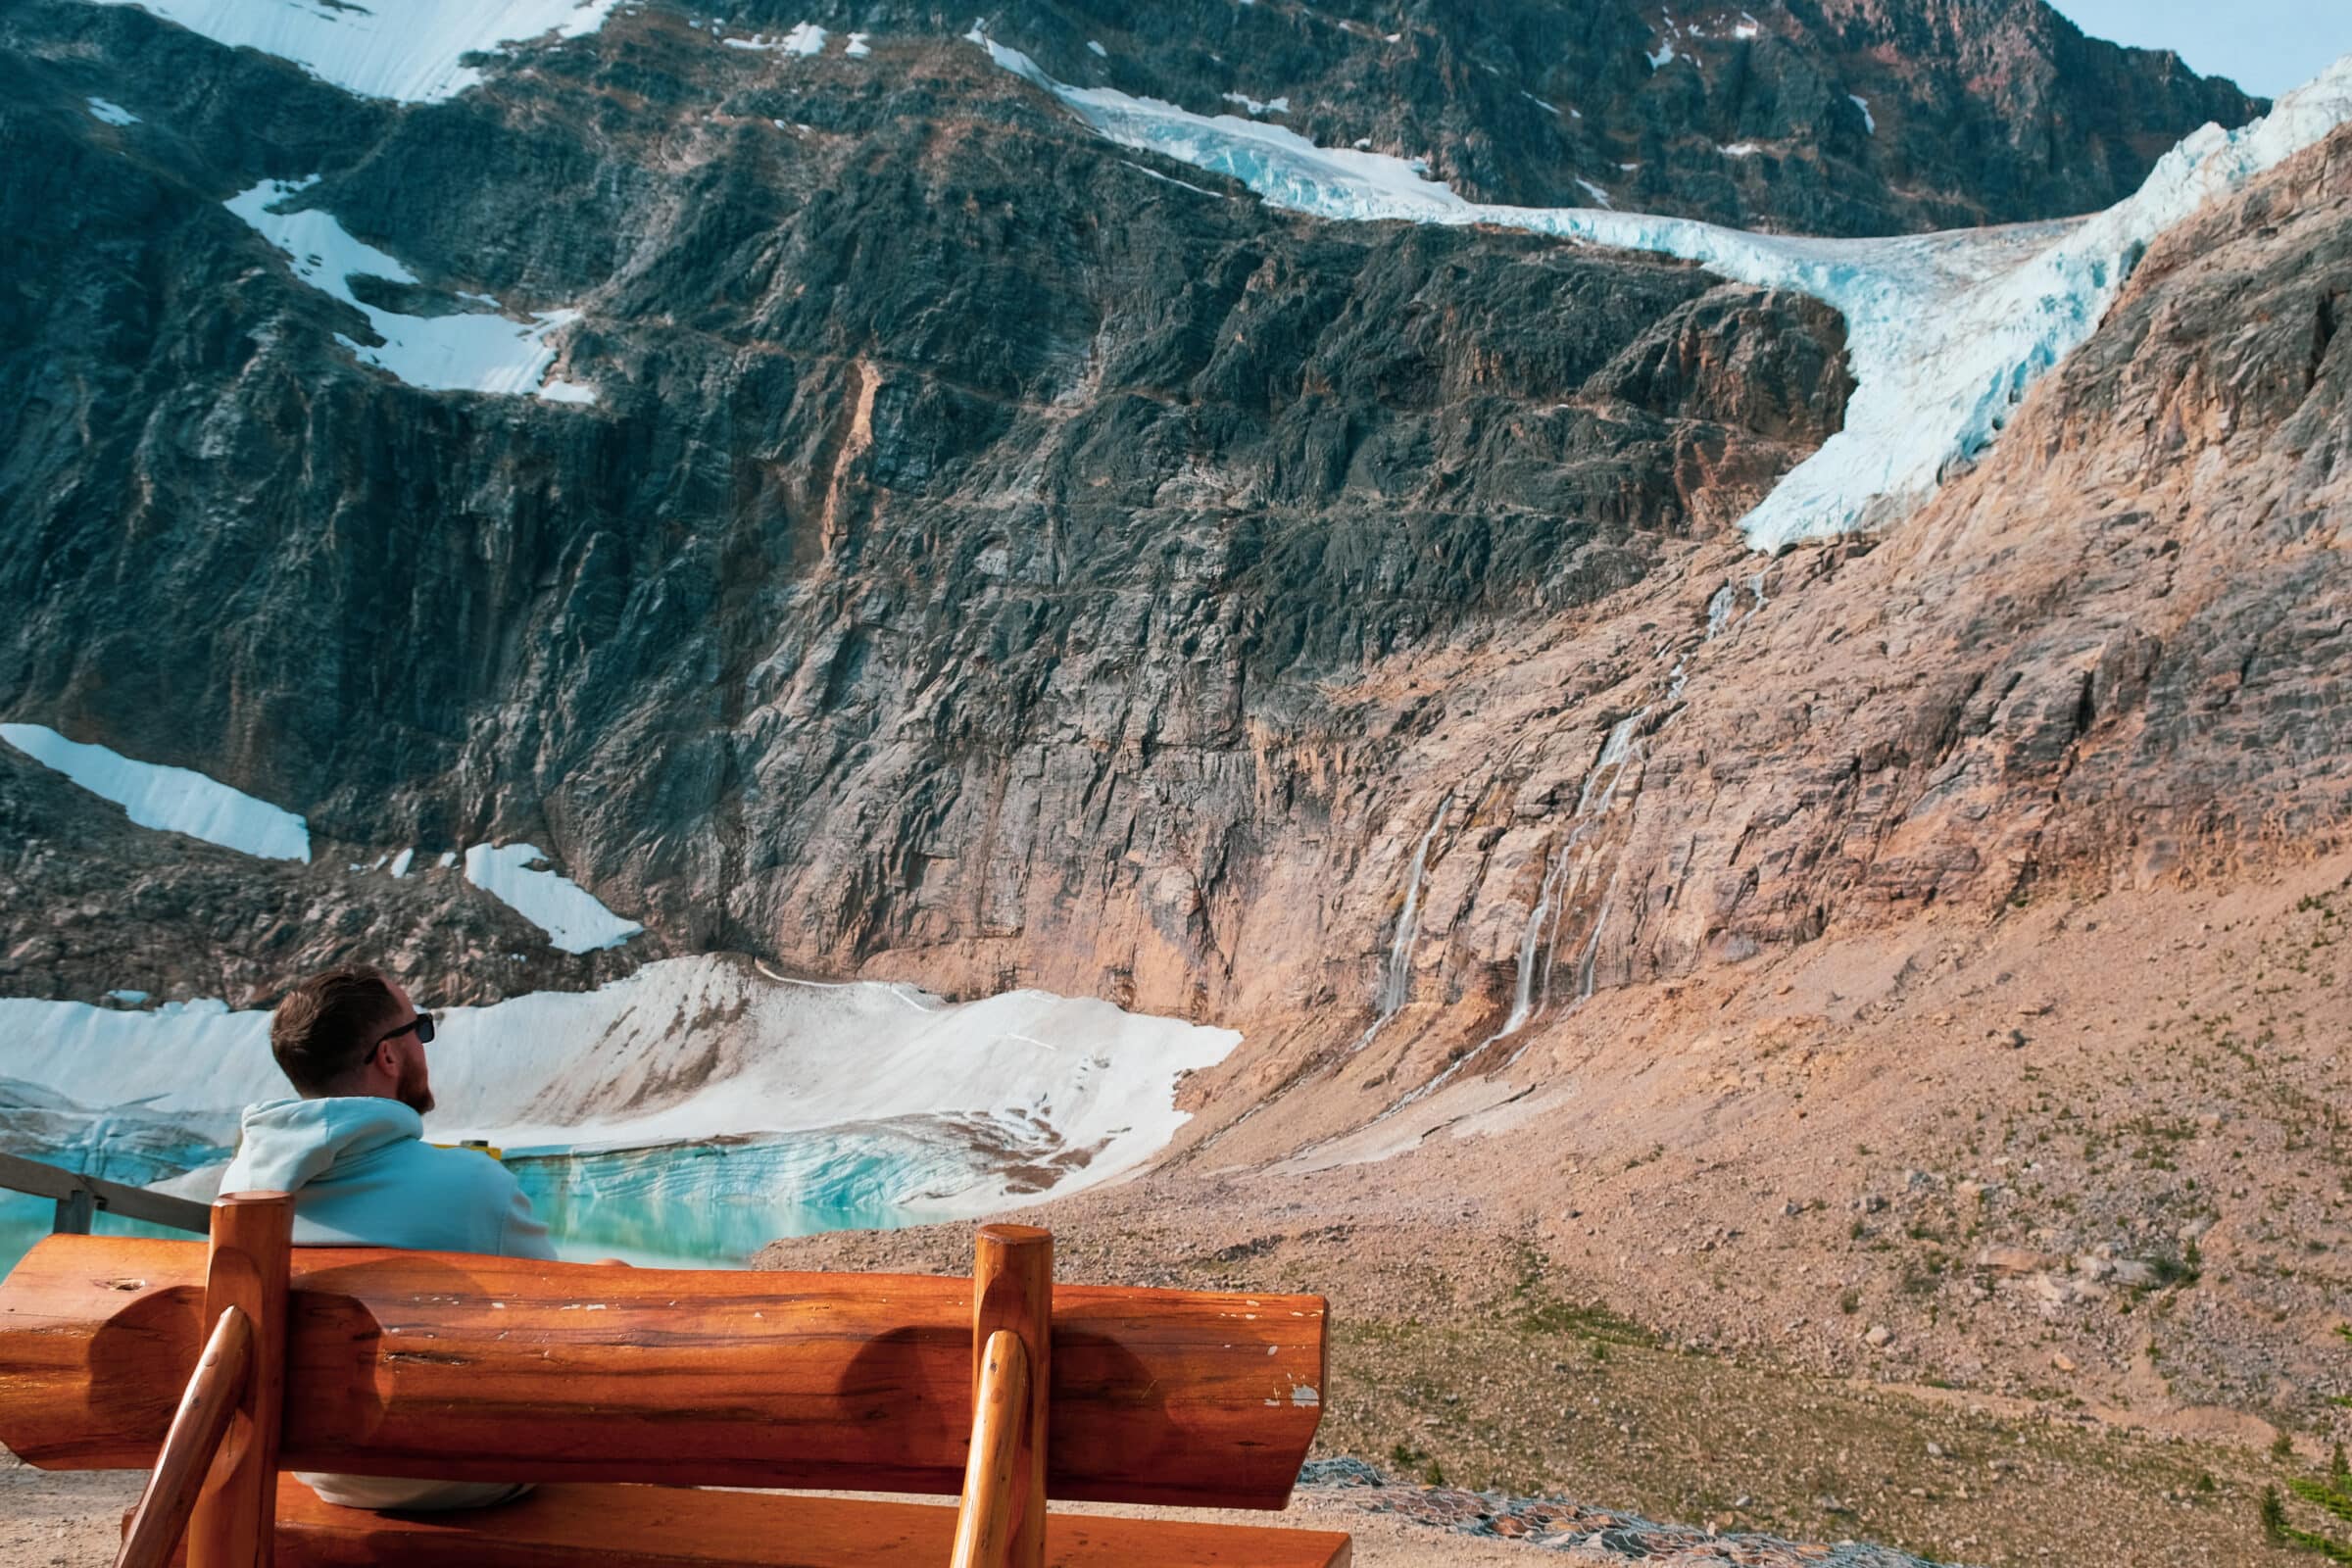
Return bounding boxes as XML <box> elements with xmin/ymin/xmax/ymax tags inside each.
<box><xmin>2048</xmin><ymin>1</ymin><xmax>2352</xmax><ymax>99</ymax></box>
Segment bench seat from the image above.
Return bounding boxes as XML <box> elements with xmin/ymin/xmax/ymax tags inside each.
<box><xmin>266</xmin><ymin>1484</ymin><xmax>1353</xmax><ymax>1568</ymax></box>
<box><xmin>14</xmin><ymin>1214</ymin><xmax>1351</xmax><ymax>1568</ymax></box>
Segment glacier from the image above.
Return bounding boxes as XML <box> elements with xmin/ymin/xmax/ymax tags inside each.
<box><xmin>975</xmin><ymin>34</ymin><xmax>2352</xmax><ymax>553</ymax></box>
<box><xmin>1</xmin><ymin>722</ymin><xmax>311</xmax><ymax>861</ymax></box>
<box><xmin>0</xmin><ymin>956</ymin><xmax>1241</xmax><ymax>1266</ymax></box>
<box><xmin>86</xmin><ymin>0</ymin><xmax>623</xmax><ymax>104</ymax></box>
<box><xmin>226</xmin><ymin>178</ymin><xmax>592</xmax><ymax>400</ymax></box>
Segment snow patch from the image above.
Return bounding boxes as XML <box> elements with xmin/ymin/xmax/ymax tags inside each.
<box><xmin>1575</xmin><ymin>178</ymin><xmax>1613</xmax><ymax>209</ymax></box>
<box><xmin>105</xmin><ymin>991</ymin><xmax>149</xmax><ymax>1005</ymax></box>
<box><xmin>1220</xmin><ymin>91</ymin><xmax>1289</xmax><ymax>117</ymax></box>
<box><xmin>1521</xmin><ymin>92</ymin><xmax>1559</xmax><ymax>116</ymax></box>
<box><xmin>1</xmin><ymin>723</ymin><xmax>310</xmax><ymax>861</ymax></box>
<box><xmin>1646</xmin><ymin>39</ymin><xmax>1677</xmax><ymax>70</ymax></box>
<box><xmin>463</xmin><ymin>842</ymin><xmax>643</xmax><ymax>954</ymax></box>
<box><xmin>86</xmin><ymin>0</ymin><xmax>622</xmax><ymax>103</ymax></box>
<box><xmin>725</xmin><ymin>22</ymin><xmax>824</xmax><ymax>54</ymax></box>
<box><xmin>844</xmin><ymin>32</ymin><xmax>871</xmax><ymax>58</ymax></box>
<box><xmin>85</xmin><ymin>97</ymin><xmax>139</xmax><ymax>125</ymax></box>
<box><xmin>227</xmin><ymin>178</ymin><xmax>589</xmax><ymax>399</ymax></box>
<box><xmin>388</xmin><ymin>849</ymin><xmax>416</xmax><ymax>879</ymax></box>
<box><xmin>973</xmin><ymin>33</ymin><xmax>2352</xmax><ymax>552</ymax></box>
<box><xmin>536</xmin><ymin>378</ymin><xmax>601</xmax><ymax>405</ymax></box>
<box><xmin>1087</xmin><ymin>38</ymin><xmax>1107</xmax><ymax>57</ymax></box>
<box><xmin>1720</xmin><ymin>141</ymin><xmax>1760</xmax><ymax>158</ymax></box>
<box><xmin>1851</xmin><ymin>94</ymin><xmax>1876</xmax><ymax>134</ymax></box>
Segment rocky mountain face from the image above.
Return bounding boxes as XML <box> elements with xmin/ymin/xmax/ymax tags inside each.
<box><xmin>0</xmin><ymin>0</ymin><xmax>2269</xmax><ymax>1025</ymax></box>
<box><xmin>911</xmin><ymin>0</ymin><xmax>2263</xmax><ymax>231</ymax></box>
<box><xmin>0</xmin><ymin>746</ymin><xmax>637</xmax><ymax>1006</ymax></box>
<box><xmin>1206</xmin><ymin>116</ymin><xmax>2352</xmax><ymax>1122</ymax></box>
<box><xmin>7</xmin><ymin>0</ymin><xmax>2352</xmax><ymax>1489</ymax></box>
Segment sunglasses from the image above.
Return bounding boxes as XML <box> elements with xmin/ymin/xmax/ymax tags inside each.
<box><xmin>375</xmin><ymin>1012</ymin><xmax>437</xmax><ymax>1049</ymax></box>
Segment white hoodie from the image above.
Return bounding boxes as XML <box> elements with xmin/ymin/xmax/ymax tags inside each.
<box><xmin>219</xmin><ymin>1096</ymin><xmax>555</xmax><ymax>1511</ymax></box>
<box><xmin>219</xmin><ymin>1097</ymin><xmax>555</xmax><ymax>1258</ymax></box>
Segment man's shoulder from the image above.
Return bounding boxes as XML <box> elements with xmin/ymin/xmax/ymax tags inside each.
<box><xmin>416</xmin><ymin>1141</ymin><xmax>525</xmax><ymax>1188</ymax></box>
<box><xmin>363</xmin><ymin>1137</ymin><xmax>526</xmax><ymax>1206</ymax></box>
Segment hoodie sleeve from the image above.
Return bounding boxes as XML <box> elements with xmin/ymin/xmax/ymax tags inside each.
<box><xmin>488</xmin><ymin>1164</ymin><xmax>560</xmax><ymax>1261</ymax></box>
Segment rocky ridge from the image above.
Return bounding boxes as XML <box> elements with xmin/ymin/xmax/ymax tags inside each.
<box><xmin>0</xmin><ymin>0</ymin><xmax>2280</xmax><ymax>1033</ymax></box>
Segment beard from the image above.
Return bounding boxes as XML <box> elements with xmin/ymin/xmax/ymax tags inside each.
<box><xmin>395</xmin><ymin>1052</ymin><xmax>436</xmax><ymax>1117</ymax></box>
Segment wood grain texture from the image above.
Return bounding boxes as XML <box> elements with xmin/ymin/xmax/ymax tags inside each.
<box><xmin>118</xmin><ymin>1306</ymin><xmax>252</xmax><ymax>1568</ymax></box>
<box><xmin>186</xmin><ymin>1195</ymin><xmax>290</xmax><ymax>1568</ymax></box>
<box><xmin>971</xmin><ymin>1225</ymin><xmax>1051</xmax><ymax>1568</ymax></box>
<box><xmin>951</xmin><ymin>1330</ymin><xmax>1031</xmax><ymax>1568</ymax></box>
<box><xmin>0</xmin><ymin>1236</ymin><xmax>1328</xmax><ymax>1508</ymax></box>
<box><xmin>171</xmin><ymin>1482</ymin><xmax>1354</xmax><ymax>1568</ymax></box>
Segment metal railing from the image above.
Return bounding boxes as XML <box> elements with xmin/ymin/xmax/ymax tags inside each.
<box><xmin>0</xmin><ymin>1150</ymin><xmax>211</xmax><ymax>1236</ymax></box>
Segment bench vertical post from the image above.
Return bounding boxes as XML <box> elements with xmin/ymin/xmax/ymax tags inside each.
<box><xmin>187</xmin><ymin>1192</ymin><xmax>292</xmax><ymax>1568</ymax></box>
<box><xmin>54</xmin><ymin>1185</ymin><xmax>95</xmax><ymax>1235</ymax></box>
<box><xmin>116</xmin><ymin>1304</ymin><xmax>255</xmax><ymax>1568</ymax></box>
<box><xmin>970</xmin><ymin>1224</ymin><xmax>1051</xmax><ymax>1568</ymax></box>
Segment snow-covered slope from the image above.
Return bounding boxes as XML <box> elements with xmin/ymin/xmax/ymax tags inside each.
<box><xmin>977</xmin><ymin>33</ymin><xmax>2352</xmax><ymax>553</ymax></box>
<box><xmin>87</xmin><ymin>0</ymin><xmax>622</xmax><ymax>104</ymax></box>
<box><xmin>226</xmin><ymin>179</ymin><xmax>590</xmax><ymax>399</ymax></box>
<box><xmin>0</xmin><ymin>956</ymin><xmax>1240</xmax><ymax>1226</ymax></box>
<box><xmin>0</xmin><ymin>722</ymin><xmax>311</xmax><ymax>860</ymax></box>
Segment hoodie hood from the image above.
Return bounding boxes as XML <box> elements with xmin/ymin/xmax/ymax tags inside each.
<box><xmin>227</xmin><ymin>1097</ymin><xmax>423</xmax><ymax>1194</ymax></box>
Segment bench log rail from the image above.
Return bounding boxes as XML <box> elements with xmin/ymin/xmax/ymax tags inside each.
<box><xmin>0</xmin><ymin>1150</ymin><xmax>211</xmax><ymax>1237</ymax></box>
<box><xmin>0</xmin><ymin>1197</ymin><xmax>1348</xmax><ymax>1568</ymax></box>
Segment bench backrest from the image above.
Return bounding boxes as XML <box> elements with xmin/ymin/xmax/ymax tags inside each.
<box><xmin>0</xmin><ymin>1231</ymin><xmax>1327</xmax><ymax>1509</ymax></box>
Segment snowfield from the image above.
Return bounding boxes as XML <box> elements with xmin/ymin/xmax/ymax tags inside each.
<box><xmin>0</xmin><ymin>722</ymin><xmax>311</xmax><ymax>861</ymax></box>
<box><xmin>0</xmin><ymin>957</ymin><xmax>1243</xmax><ymax>1250</ymax></box>
<box><xmin>974</xmin><ymin>33</ymin><xmax>2352</xmax><ymax>553</ymax></box>
<box><xmin>462</xmin><ymin>842</ymin><xmax>643</xmax><ymax>954</ymax></box>
<box><xmin>226</xmin><ymin>178</ymin><xmax>592</xmax><ymax>399</ymax></box>
<box><xmin>86</xmin><ymin>0</ymin><xmax>622</xmax><ymax>103</ymax></box>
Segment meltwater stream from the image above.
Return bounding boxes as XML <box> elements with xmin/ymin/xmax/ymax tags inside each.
<box><xmin>0</xmin><ymin>956</ymin><xmax>1242</xmax><ymax>1272</ymax></box>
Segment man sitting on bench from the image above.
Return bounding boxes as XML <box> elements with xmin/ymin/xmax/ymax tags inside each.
<box><xmin>218</xmin><ymin>961</ymin><xmax>555</xmax><ymax>1513</ymax></box>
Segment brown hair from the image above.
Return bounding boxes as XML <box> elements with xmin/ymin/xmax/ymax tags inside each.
<box><xmin>270</xmin><ymin>964</ymin><xmax>401</xmax><ymax>1097</ymax></box>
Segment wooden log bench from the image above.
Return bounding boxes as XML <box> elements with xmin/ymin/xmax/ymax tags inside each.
<box><xmin>0</xmin><ymin>1192</ymin><xmax>1349</xmax><ymax>1568</ymax></box>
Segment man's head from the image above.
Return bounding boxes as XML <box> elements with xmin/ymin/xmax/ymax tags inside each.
<box><xmin>270</xmin><ymin>964</ymin><xmax>436</xmax><ymax>1114</ymax></box>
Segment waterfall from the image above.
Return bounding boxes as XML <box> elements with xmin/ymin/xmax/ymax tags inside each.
<box><xmin>1352</xmin><ymin>794</ymin><xmax>1451</xmax><ymax>1052</ymax></box>
<box><xmin>1704</xmin><ymin>583</ymin><xmax>1738</xmax><ymax>641</ymax></box>
<box><xmin>1575</xmin><ymin>711</ymin><xmax>1643</xmax><ymax>816</ymax></box>
<box><xmin>1573</xmin><ymin>892</ymin><xmax>1612</xmax><ymax>1002</ymax></box>
<box><xmin>1376</xmin><ymin>713</ymin><xmax>1648</xmax><ymax>1113</ymax></box>
<box><xmin>1495</xmin><ymin>847</ymin><xmax>1574</xmax><ymax>1039</ymax></box>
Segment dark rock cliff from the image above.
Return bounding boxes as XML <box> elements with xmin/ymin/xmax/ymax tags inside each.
<box><xmin>751</xmin><ymin>0</ymin><xmax>2264</xmax><ymax>232</ymax></box>
<box><xmin>0</xmin><ymin>0</ymin><xmax>2313</xmax><ymax>1067</ymax></box>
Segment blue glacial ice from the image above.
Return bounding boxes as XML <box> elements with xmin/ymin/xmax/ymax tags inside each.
<box><xmin>0</xmin><ymin>956</ymin><xmax>1241</xmax><ymax>1271</ymax></box>
<box><xmin>974</xmin><ymin>32</ymin><xmax>2352</xmax><ymax>554</ymax></box>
